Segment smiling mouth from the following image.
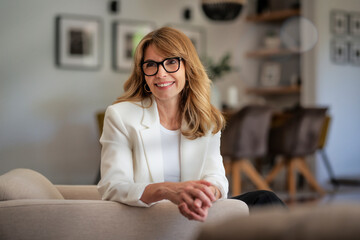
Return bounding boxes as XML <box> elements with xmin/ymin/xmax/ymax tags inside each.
<box><xmin>155</xmin><ymin>82</ymin><xmax>174</xmax><ymax>87</ymax></box>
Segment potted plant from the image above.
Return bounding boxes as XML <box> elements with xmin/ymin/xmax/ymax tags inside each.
<box><xmin>205</xmin><ymin>52</ymin><xmax>232</xmax><ymax>82</ymax></box>
<box><xmin>264</xmin><ymin>30</ymin><xmax>281</xmax><ymax>49</ymax></box>
<box><xmin>204</xmin><ymin>53</ymin><xmax>233</xmax><ymax>109</ymax></box>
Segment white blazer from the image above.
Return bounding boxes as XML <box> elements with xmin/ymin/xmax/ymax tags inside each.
<box><xmin>97</xmin><ymin>98</ymin><xmax>228</xmax><ymax>207</ymax></box>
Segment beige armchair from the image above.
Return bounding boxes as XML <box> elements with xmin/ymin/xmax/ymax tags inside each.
<box><xmin>0</xmin><ymin>168</ymin><xmax>249</xmax><ymax>240</ymax></box>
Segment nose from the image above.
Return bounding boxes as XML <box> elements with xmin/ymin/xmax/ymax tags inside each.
<box><xmin>156</xmin><ymin>64</ymin><xmax>167</xmax><ymax>77</ymax></box>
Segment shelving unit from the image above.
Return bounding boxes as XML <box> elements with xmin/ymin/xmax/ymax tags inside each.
<box><xmin>246</xmin><ymin>48</ymin><xmax>299</xmax><ymax>58</ymax></box>
<box><xmin>244</xmin><ymin>3</ymin><xmax>302</xmax><ymax>109</ymax></box>
<box><xmin>246</xmin><ymin>9</ymin><xmax>300</xmax><ymax>22</ymax></box>
<box><xmin>246</xmin><ymin>85</ymin><xmax>300</xmax><ymax>96</ymax></box>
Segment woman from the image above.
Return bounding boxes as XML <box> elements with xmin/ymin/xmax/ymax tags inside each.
<box><xmin>98</xmin><ymin>27</ymin><xmax>284</xmax><ymax>222</ymax></box>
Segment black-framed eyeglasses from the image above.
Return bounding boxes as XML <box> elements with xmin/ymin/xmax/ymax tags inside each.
<box><xmin>141</xmin><ymin>57</ymin><xmax>182</xmax><ymax>76</ymax></box>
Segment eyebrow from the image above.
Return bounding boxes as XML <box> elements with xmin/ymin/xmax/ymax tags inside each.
<box><xmin>143</xmin><ymin>57</ymin><xmax>178</xmax><ymax>63</ymax></box>
<box><xmin>143</xmin><ymin>59</ymin><xmax>157</xmax><ymax>63</ymax></box>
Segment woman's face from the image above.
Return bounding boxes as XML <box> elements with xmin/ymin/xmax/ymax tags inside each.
<box><xmin>142</xmin><ymin>44</ymin><xmax>186</xmax><ymax>104</ymax></box>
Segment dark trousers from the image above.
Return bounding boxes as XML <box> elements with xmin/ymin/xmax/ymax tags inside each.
<box><xmin>231</xmin><ymin>190</ymin><xmax>287</xmax><ymax>212</ymax></box>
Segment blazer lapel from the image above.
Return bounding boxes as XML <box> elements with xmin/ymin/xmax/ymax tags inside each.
<box><xmin>139</xmin><ymin>98</ymin><xmax>164</xmax><ymax>183</ymax></box>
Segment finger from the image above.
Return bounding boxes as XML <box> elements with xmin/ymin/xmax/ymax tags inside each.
<box><xmin>178</xmin><ymin>203</ymin><xmax>193</xmax><ymax>220</ymax></box>
<box><xmin>195</xmin><ymin>185</ymin><xmax>216</xmax><ymax>202</ymax></box>
<box><xmin>197</xmin><ymin>180</ymin><xmax>212</xmax><ymax>186</ymax></box>
<box><xmin>179</xmin><ymin>200</ymin><xmax>207</xmax><ymax>220</ymax></box>
<box><xmin>180</xmin><ymin>191</ymin><xmax>195</xmax><ymax>208</ymax></box>
<box><xmin>194</xmin><ymin>198</ymin><xmax>202</xmax><ymax>208</ymax></box>
<box><xmin>191</xmin><ymin>202</ymin><xmax>206</xmax><ymax>217</ymax></box>
<box><xmin>181</xmin><ymin>196</ymin><xmax>206</xmax><ymax>217</ymax></box>
<box><xmin>179</xmin><ymin>202</ymin><xmax>205</xmax><ymax>221</ymax></box>
<box><xmin>181</xmin><ymin>203</ymin><xmax>206</xmax><ymax>222</ymax></box>
<box><xmin>187</xmin><ymin>188</ymin><xmax>212</xmax><ymax>208</ymax></box>
<box><xmin>179</xmin><ymin>190</ymin><xmax>207</xmax><ymax>217</ymax></box>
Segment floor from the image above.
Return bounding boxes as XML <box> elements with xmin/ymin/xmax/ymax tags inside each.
<box><xmin>229</xmin><ymin>175</ymin><xmax>360</xmax><ymax>208</ymax></box>
<box><xmin>284</xmin><ymin>184</ymin><xmax>360</xmax><ymax>208</ymax></box>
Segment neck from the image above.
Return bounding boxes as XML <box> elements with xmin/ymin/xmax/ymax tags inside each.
<box><xmin>155</xmin><ymin>97</ymin><xmax>181</xmax><ymax>130</ymax></box>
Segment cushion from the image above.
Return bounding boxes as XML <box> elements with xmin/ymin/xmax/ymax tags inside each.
<box><xmin>0</xmin><ymin>168</ymin><xmax>64</xmax><ymax>201</ymax></box>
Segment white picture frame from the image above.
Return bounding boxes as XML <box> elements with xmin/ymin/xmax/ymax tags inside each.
<box><xmin>113</xmin><ymin>20</ymin><xmax>155</xmax><ymax>72</ymax></box>
<box><xmin>167</xmin><ymin>24</ymin><xmax>206</xmax><ymax>58</ymax></box>
<box><xmin>349</xmin><ymin>12</ymin><xmax>360</xmax><ymax>36</ymax></box>
<box><xmin>55</xmin><ymin>15</ymin><xmax>101</xmax><ymax>70</ymax></box>
<box><xmin>331</xmin><ymin>10</ymin><xmax>349</xmax><ymax>35</ymax></box>
<box><xmin>349</xmin><ymin>41</ymin><xmax>360</xmax><ymax>65</ymax></box>
<box><xmin>331</xmin><ymin>39</ymin><xmax>348</xmax><ymax>64</ymax></box>
<box><xmin>260</xmin><ymin>62</ymin><xmax>281</xmax><ymax>87</ymax></box>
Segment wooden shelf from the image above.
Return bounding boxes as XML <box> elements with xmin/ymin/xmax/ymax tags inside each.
<box><xmin>246</xmin><ymin>9</ymin><xmax>301</xmax><ymax>22</ymax></box>
<box><xmin>246</xmin><ymin>48</ymin><xmax>299</xmax><ymax>58</ymax></box>
<box><xmin>246</xmin><ymin>86</ymin><xmax>301</xmax><ymax>96</ymax></box>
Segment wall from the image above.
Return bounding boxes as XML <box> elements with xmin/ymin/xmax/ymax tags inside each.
<box><xmin>304</xmin><ymin>0</ymin><xmax>360</xmax><ymax>185</ymax></box>
<box><xmin>0</xmin><ymin>0</ymin><xmax>250</xmax><ymax>184</ymax></box>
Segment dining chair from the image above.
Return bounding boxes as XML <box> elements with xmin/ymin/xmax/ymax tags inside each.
<box><xmin>265</xmin><ymin>107</ymin><xmax>328</xmax><ymax>198</ymax></box>
<box><xmin>221</xmin><ymin>105</ymin><xmax>272</xmax><ymax>196</ymax></box>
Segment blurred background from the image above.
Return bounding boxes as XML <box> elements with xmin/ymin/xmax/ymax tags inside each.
<box><xmin>0</xmin><ymin>0</ymin><xmax>359</xmax><ymax>198</ymax></box>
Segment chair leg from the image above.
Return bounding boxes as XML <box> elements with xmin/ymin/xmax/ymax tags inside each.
<box><xmin>232</xmin><ymin>160</ymin><xmax>242</xmax><ymax>196</ymax></box>
<box><xmin>266</xmin><ymin>158</ymin><xmax>285</xmax><ymax>184</ymax></box>
<box><xmin>296</xmin><ymin>157</ymin><xmax>326</xmax><ymax>196</ymax></box>
<box><xmin>223</xmin><ymin>159</ymin><xmax>232</xmax><ymax>176</ymax></box>
<box><xmin>286</xmin><ymin>158</ymin><xmax>297</xmax><ymax>199</ymax></box>
<box><xmin>318</xmin><ymin>150</ymin><xmax>339</xmax><ymax>186</ymax></box>
<box><xmin>240</xmin><ymin>159</ymin><xmax>271</xmax><ymax>191</ymax></box>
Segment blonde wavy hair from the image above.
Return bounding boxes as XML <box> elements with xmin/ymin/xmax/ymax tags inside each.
<box><xmin>115</xmin><ymin>27</ymin><xmax>225</xmax><ymax>139</ymax></box>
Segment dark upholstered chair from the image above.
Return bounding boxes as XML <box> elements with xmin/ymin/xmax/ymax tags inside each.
<box><xmin>266</xmin><ymin>107</ymin><xmax>328</xmax><ymax>198</ymax></box>
<box><xmin>221</xmin><ymin>105</ymin><xmax>272</xmax><ymax>196</ymax></box>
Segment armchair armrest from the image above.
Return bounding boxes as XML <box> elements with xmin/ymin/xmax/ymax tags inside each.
<box><xmin>56</xmin><ymin>185</ymin><xmax>101</xmax><ymax>200</ymax></box>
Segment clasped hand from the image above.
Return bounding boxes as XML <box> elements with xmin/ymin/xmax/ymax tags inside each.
<box><xmin>167</xmin><ymin>180</ymin><xmax>216</xmax><ymax>222</ymax></box>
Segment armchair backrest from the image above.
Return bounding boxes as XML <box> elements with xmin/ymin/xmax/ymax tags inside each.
<box><xmin>269</xmin><ymin>107</ymin><xmax>328</xmax><ymax>157</ymax></box>
<box><xmin>221</xmin><ymin>105</ymin><xmax>272</xmax><ymax>158</ymax></box>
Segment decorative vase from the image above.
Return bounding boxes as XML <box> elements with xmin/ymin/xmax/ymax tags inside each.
<box><xmin>264</xmin><ymin>36</ymin><xmax>281</xmax><ymax>49</ymax></box>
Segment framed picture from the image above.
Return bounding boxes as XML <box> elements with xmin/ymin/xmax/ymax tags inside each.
<box><xmin>330</xmin><ymin>10</ymin><xmax>349</xmax><ymax>35</ymax></box>
<box><xmin>331</xmin><ymin>39</ymin><xmax>348</xmax><ymax>64</ymax></box>
<box><xmin>167</xmin><ymin>24</ymin><xmax>206</xmax><ymax>57</ymax></box>
<box><xmin>113</xmin><ymin>20</ymin><xmax>155</xmax><ymax>72</ymax></box>
<box><xmin>55</xmin><ymin>15</ymin><xmax>102</xmax><ymax>70</ymax></box>
<box><xmin>349</xmin><ymin>41</ymin><xmax>360</xmax><ymax>65</ymax></box>
<box><xmin>349</xmin><ymin>12</ymin><xmax>360</xmax><ymax>36</ymax></box>
<box><xmin>260</xmin><ymin>62</ymin><xmax>281</xmax><ymax>87</ymax></box>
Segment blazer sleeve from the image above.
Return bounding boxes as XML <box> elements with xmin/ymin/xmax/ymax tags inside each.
<box><xmin>97</xmin><ymin>106</ymin><xmax>152</xmax><ymax>207</ymax></box>
<box><xmin>201</xmin><ymin>131</ymin><xmax>229</xmax><ymax>199</ymax></box>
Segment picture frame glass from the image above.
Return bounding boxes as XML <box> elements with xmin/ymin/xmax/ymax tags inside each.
<box><xmin>167</xmin><ymin>25</ymin><xmax>205</xmax><ymax>57</ymax></box>
<box><xmin>331</xmin><ymin>39</ymin><xmax>348</xmax><ymax>64</ymax></box>
<box><xmin>57</xmin><ymin>16</ymin><xmax>101</xmax><ymax>69</ymax></box>
<box><xmin>260</xmin><ymin>62</ymin><xmax>281</xmax><ymax>87</ymax></box>
<box><xmin>114</xmin><ymin>22</ymin><xmax>155</xmax><ymax>71</ymax></box>
<box><xmin>350</xmin><ymin>13</ymin><xmax>360</xmax><ymax>36</ymax></box>
<box><xmin>350</xmin><ymin>42</ymin><xmax>360</xmax><ymax>65</ymax></box>
<box><xmin>331</xmin><ymin>11</ymin><xmax>348</xmax><ymax>35</ymax></box>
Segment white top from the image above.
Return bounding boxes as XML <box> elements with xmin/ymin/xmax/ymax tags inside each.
<box><xmin>160</xmin><ymin>125</ymin><xmax>181</xmax><ymax>182</ymax></box>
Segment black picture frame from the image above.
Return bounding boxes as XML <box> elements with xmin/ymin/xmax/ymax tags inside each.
<box><xmin>55</xmin><ymin>15</ymin><xmax>102</xmax><ymax>70</ymax></box>
<box><xmin>167</xmin><ymin>24</ymin><xmax>206</xmax><ymax>58</ymax></box>
<box><xmin>112</xmin><ymin>20</ymin><xmax>156</xmax><ymax>72</ymax></box>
